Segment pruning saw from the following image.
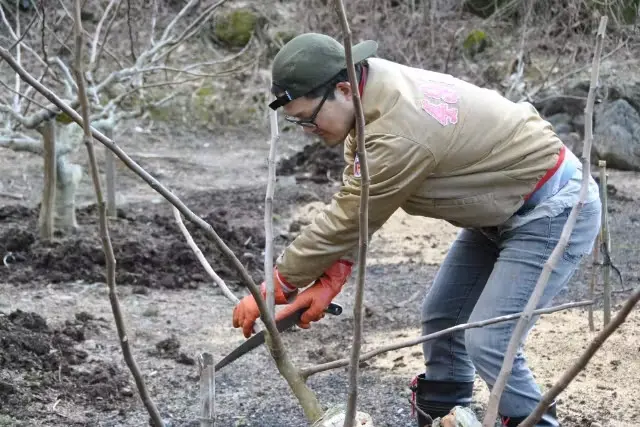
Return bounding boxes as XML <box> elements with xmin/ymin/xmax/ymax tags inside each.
<box><xmin>215</xmin><ymin>302</ymin><xmax>343</xmax><ymax>372</ymax></box>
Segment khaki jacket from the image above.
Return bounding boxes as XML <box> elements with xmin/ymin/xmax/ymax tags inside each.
<box><xmin>276</xmin><ymin>57</ymin><xmax>564</xmax><ymax>288</ymax></box>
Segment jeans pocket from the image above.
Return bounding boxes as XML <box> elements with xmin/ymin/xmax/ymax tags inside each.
<box><xmin>561</xmin><ymin>202</ymin><xmax>602</xmax><ymax>264</ymax></box>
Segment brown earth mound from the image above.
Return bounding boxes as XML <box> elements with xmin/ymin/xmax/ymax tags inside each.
<box><xmin>277</xmin><ymin>141</ymin><xmax>345</xmax><ymax>183</ymax></box>
<box><xmin>0</xmin><ymin>310</ymin><xmax>131</xmax><ymax>418</ymax></box>
<box><xmin>0</xmin><ymin>189</ymin><xmax>267</xmax><ymax>289</ymax></box>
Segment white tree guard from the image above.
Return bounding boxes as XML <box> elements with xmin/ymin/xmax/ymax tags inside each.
<box><xmin>313</xmin><ymin>405</ymin><xmax>374</xmax><ymax>427</ymax></box>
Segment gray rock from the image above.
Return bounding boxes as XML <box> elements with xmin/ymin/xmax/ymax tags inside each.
<box><xmin>557</xmin><ymin>132</ymin><xmax>583</xmax><ymax>155</ymax></box>
<box><xmin>554</xmin><ymin>123</ymin><xmax>573</xmax><ymax>135</ymax></box>
<box><xmin>546</xmin><ymin>113</ymin><xmax>573</xmax><ymax>132</ymax></box>
<box><xmin>571</xmin><ymin>114</ymin><xmax>585</xmax><ymax>137</ymax></box>
<box><xmin>593</xmin><ymin>99</ymin><xmax>640</xmax><ymax>171</ymax></box>
<box><xmin>607</xmin><ymin>81</ymin><xmax>640</xmax><ymax>112</ymax></box>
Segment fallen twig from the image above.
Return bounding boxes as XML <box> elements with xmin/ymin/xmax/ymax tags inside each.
<box><xmin>0</xmin><ymin>191</ymin><xmax>24</xmax><ymax>200</ymax></box>
<box><xmin>333</xmin><ymin>1</ymin><xmax>370</xmax><ymax>425</ymax></box>
<box><xmin>300</xmin><ymin>300</ymin><xmax>592</xmax><ymax>379</ymax></box>
<box><xmin>482</xmin><ymin>16</ymin><xmax>608</xmax><ymax>426</ymax></box>
<box><xmin>518</xmin><ymin>288</ymin><xmax>640</xmax><ymax>426</ymax></box>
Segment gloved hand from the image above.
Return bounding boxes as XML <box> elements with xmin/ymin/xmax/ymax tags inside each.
<box><xmin>233</xmin><ymin>267</ymin><xmax>296</xmax><ymax>338</ymax></box>
<box><xmin>274</xmin><ymin>260</ymin><xmax>353</xmax><ymax>329</ymax></box>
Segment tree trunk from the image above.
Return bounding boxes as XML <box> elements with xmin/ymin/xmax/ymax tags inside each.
<box><xmin>38</xmin><ymin>120</ymin><xmax>57</xmax><ymax>241</ymax></box>
<box><xmin>54</xmin><ymin>154</ymin><xmax>83</xmax><ymax>232</ymax></box>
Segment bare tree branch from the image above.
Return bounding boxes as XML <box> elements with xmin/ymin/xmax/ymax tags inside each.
<box><xmin>11</xmin><ymin>1</ymin><xmax>21</xmax><ymax>123</ymax></box>
<box><xmin>150</xmin><ymin>0</ymin><xmax>158</xmax><ymax>46</ymax></box>
<box><xmin>71</xmin><ymin>1</ymin><xmax>164</xmax><ymax>424</ymax></box>
<box><xmin>0</xmin><ymin>134</ymin><xmax>42</xmax><ymax>154</ymax></box>
<box><xmin>333</xmin><ymin>1</ymin><xmax>370</xmax><ymax>424</ymax></box>
<box><xmin>50</xmin><ymin>56</ymin><xmax>78</xmax><ymax>98</ymax></box>
<box><xmin>89</xmin><ymin>0</ymin><xmax>121</xmax><ymax>67</ymax></box>
<box><xmin>172</xmin><ymin>205</ymin><xmax>240</xmax><ymax>305</ymax></box>
<box><xmin>93</xmin><ymin>0</ymin><xmax>123</xmax><ymax>71</ymax></box>
<box><xmin>482</xmin><ymin>16</ymin><xmax>608</xmax><ymax>426</ymax></box>
<box><xmin>149</xmin><ymin>0</ymin><xmax>230</xmax><ymax>63</ymax></box>
<box><xmin>264</xmin><ymin>106</ymin><xmax>279</xmax><ymax>317</ymax></box>
<box><xmin>126</xmin><ymin>0</ymin><xmax>136</xmax><ymax>61</ymax></box>
<box><xmin>0</xmin><ymin>6</ymin><xmax>48</xmax><ymax>68</ymax></box>
<box><xmin>518</xmin><ymin>288</ymin><xmax>640</xmax><ymax>426</ymax></box>
<box><xmin>0</xmin><ymin>45</ymin><xmax>325</xmax><ymax>423</ymax></box>
<box><xmin>0</xmin><ymin>79</ymin><xmax>57</xmax><ymax>111</ymax></box>
<box><xmin>0</xmin><ymin>104</ymin><xmax>29</xmax><ymax>126</ymax></box>
<box><xmin>8</xmin><ymin>7</ymin><xmax>38</xmax><ymax>52</ymax></box>
<box><xmin>20</xmin><ymin>68</ymin><xmax>51</xmax><ymax>117</ymax></box>
<box><xmin>300</xmin><ymin>300</ymin><xmax>593</xmax><ymax>379</ymax></box>
<box><xmin>56</xmin><ymin>0</ymin><xmax>128</xmax><ymax>68</ymax></box>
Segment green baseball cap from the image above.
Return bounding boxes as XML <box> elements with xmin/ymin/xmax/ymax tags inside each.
<box><xmin>268</xmin><ymin>32</ymin><xmax>378</xmax><ymax>110</ymax></box>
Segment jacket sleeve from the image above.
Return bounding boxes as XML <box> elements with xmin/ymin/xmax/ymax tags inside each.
<box><xmin>276</xmin><ymin>133</ymin><xmax>436</xmax><ymax>288</ymax></box>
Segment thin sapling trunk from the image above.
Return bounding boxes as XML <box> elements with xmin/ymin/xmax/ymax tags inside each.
<box><xmin>518</xmin><ymin>288</ymin><xmax>640</xmax><ymax>426</ymax></box>
<box><xmin>482</xmin><ymin>16</ymin><xmax>608</xmax><ymax>425</ymax></box>
<box><xmin>71</xmin><ymin>1</ymin><xmax>164</xmax><ymax>425</ymax></box>
<box><xmin>333</xmin><ymin>1</ymin><xmax>370</xmax><ymax>425</ymax></box>
<box><xmin>0</xmin><ymin>41</ymin><xmax>325</xmax><ymax>426</ymax></box>
<box><xmin>264</xmin><ymin>107</ymin><xmax>279</xmax><ymax>318</ymax></box>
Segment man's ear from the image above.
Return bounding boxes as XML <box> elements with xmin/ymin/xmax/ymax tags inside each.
<box><xmin>335</xmin><ymin>81</ymin><xmax>353</xmax><ymax>99</ymax></box>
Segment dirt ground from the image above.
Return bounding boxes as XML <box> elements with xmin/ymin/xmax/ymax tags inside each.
<box><xmin>1</xmin><ymin>119</ymin><xmax>640</xmax><ymax>427</ymax></box>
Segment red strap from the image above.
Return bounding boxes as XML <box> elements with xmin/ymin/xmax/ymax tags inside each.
<box><xmin>523</xmin><ymin>145</ymin><xmax>565</xmax><ymax>201</ymax></box>
<box><xmin>410</xmin><ymin>375</ymin><xmax>418</xmax><ymax>417</ymax></box>
<box><xmin>358</xmin><ymin>64</ymin><xmax>368</xmax><ymax>97</ymax></box>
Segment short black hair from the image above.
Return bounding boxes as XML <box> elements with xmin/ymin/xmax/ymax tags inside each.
<box><xmin>271</xmin><ymin>61</ymin><xmax>366</xmax><ymax>101</ymax></box>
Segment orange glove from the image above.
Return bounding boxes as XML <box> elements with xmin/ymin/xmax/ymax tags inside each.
<box><xmin>274</xmin><ymin>260</ymin><xmax>353</xmax><ymax>329</ymax></box>
<box><xmin>233</xmin><ymin>267</ymin><xmax>297</xmax><ymax>338</ymax></box>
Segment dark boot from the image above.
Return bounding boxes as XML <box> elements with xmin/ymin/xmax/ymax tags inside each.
<box><xmin>500</xmin><ymin>401</ymin><xmax>559</xmax><ymax>427</ymax></box>
<box><xmin>410</xmin><ymin>373</ymin><xmax>474</xmax><ymax>427</ymax></box>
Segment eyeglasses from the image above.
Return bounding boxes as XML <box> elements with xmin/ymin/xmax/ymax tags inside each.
<box><xmin>283</xmin><ymin>86</ymin><xmax>332</xmax><ymax>129</ymax></box>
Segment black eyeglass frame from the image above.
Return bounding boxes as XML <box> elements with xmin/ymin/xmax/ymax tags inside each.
<box><xmin>283</xmin><ymin>85</ymin><xmax>333</xmax><ymax>129</ymax></box>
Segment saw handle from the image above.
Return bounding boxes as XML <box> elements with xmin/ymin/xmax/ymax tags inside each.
<box><xmin>325</xmin><ymin>302</ymin><xmax>343</xmax><ymax>316</ymax></box>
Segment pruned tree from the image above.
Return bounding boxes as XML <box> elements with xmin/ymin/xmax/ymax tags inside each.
<box><xmin>0</xmin><ymin>0</ymin><xmax>259</xmax><ymax>235</ymax></box>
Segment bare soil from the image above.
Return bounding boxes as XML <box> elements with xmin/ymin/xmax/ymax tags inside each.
<box><xmin>1</xmin><ymin>119</ymin><xmax>639</xmax><ymax>427</ymax></box>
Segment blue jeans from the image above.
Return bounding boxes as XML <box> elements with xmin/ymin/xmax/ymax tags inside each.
<box><xmin>421</xmin><ymin>200</ymin><xmax>601</xmax><ymax>419</ymax></box>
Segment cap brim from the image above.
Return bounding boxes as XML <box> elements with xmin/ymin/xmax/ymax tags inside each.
<box><xmin>351</xmin><ymin>40</ymin><xmax>378</xmax><ymax>63</ymax></box>
<box><xmin>268</xmin><ymin>39</ymin><xmax>378</xmax><ymax>111</ymax></box>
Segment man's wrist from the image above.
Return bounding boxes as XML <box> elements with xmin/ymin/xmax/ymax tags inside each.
<box><xmin>275</xmin><ymin>268</ymin><xmax>298</xmax><ymax>294</ymax></box>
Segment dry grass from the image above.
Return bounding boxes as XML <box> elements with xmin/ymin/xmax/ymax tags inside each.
<box><xmin>293</xmin><ymin>0</ymin><xmax>638</xmax><ymax>96</ymax></box>
<box><xmin>2</xmin><ymin>0</ymin><xmax>637</xmax><ymax>130</ymax></box>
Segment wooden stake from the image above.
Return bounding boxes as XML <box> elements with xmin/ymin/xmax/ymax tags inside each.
<box><xmin>588</xmin><ymin>230</ymin><xmax>601</xmax><ymax>331</ymax></box>
<box><xmin>599</xmin><ymin>160</ymin><xmax>611</xmax><ymax>325</ymax></box>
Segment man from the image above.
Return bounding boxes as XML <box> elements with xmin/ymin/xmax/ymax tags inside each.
<box><xmin>232</xmin><ymin>33</ymin><xmax>601</xmax><ymax>426</ymax></box>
